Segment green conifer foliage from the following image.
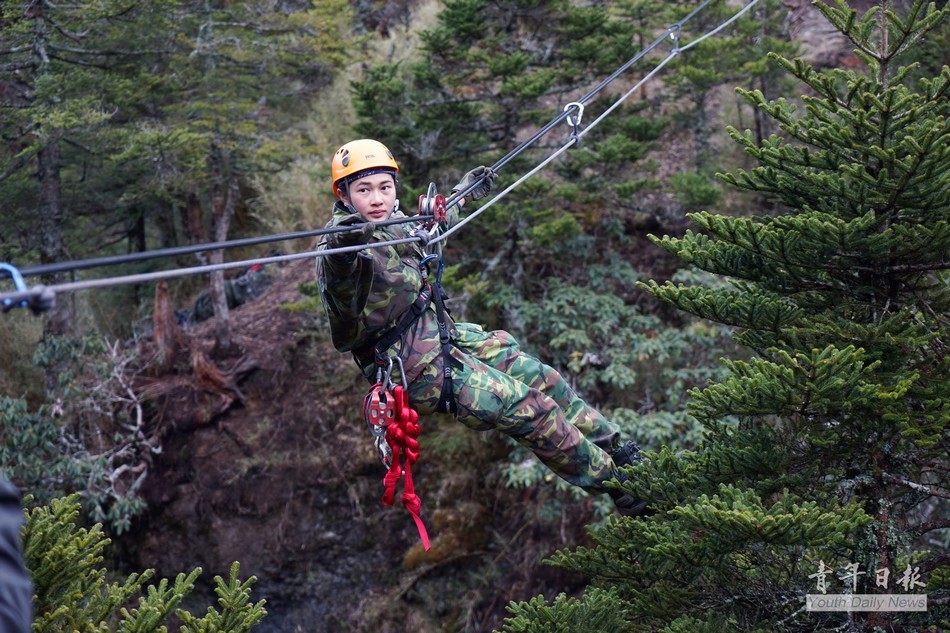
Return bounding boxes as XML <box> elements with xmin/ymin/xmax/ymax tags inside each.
<box><xmin>501</xmin><ymin>1</ymin><xmax>949</xmax><ymax>631</ymax></box>
<box><xmin>22</xmin><ymin>494</ymin><xmax>266</xmax><ymax>632</ymax></box>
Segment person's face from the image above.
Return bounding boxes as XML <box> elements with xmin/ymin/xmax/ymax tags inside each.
<box><xmin>341</xmin><ymin>173</ymin><xmax>397</xmax><ymax>222</ymax></box>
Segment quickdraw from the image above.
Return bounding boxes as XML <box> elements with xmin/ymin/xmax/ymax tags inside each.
<box><xmin>363</xmin><ymin>357</ymin><xmax>430</xmax><ymax>551</ymax></box>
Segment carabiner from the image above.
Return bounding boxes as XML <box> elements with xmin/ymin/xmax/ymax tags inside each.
<box><xmin>383</xmin><ymin>356</ymin><xmax>395</xmax><ymax>391</ymax></box>
<box><xmin>564</xmin><ymin>102</ymin><xmax>584</xmax><ymax>143</ymax></box>
<box><xmin>392</xmin><ymin>355</ymin><xmax>409</xmax><ymax>390</ymax></box>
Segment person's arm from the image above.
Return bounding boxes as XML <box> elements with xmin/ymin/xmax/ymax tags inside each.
<box><xmin>0</xmin><ymin>479</ymin><xmax>32</xmax><ymax>633</ymax></box>
<box><xmin>317</xmin><ymin>234</ymin><xmax>375</xmax><ymax>352</ymax></box>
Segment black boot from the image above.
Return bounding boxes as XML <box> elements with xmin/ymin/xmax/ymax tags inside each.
<box><xmin>608</xmin><ymin>440</ymin><xmax>652</xmax><ymax>518</ymax></box>
<box><xmin>612</xmin><ymin>439</ymin><xmax>644</xmax><ymax>468</ymax></box>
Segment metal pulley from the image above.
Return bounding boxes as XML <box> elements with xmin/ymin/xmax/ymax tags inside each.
<box><xmin>417</xmin><ymin>182</ymin><xmax>447</xmax><ymax>224</ymax></box>
<box><xmin>364</xmin><ymin>359</ymin><xmax>397</xmax><ymax>467</ymax></box>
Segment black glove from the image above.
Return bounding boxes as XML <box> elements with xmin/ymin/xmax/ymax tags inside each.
<box><xmin>327</xmin><ymin>214</ymin><xmax>375</xmax><ymax>250</ymax></box>
<box><xmin>451</xmin><ymin>166</ymin><xmax>496</xmax><ymax>202</ymax></box>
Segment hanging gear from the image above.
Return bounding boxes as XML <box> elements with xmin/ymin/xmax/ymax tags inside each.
<box><xmin>364</xmin><ymin>357</ymin><xmax>430</xmax><ymax>550</ymax></box>
<box><xmin>331</xmin><ymin>139</ymin><xmax>399</xmax><ymax>198</ymax></box>
<box><xmin>363</xmin><ymin>361</ymin><xmax>397</xmax><ymax>468</ymax></box>
<box><xmin>564</xmin><ymin>102</ymin><xmax>584</xmax><ymax>144</ymax></box>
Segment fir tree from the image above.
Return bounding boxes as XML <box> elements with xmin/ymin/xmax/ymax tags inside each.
<box><xmin>23</xmin><ymin>494</ymin><xmax>266</xmax><ymax>632</ymax></box>
<box><xmin>500</xmin><ymin>1</ymin><xmax>950</xmax><ymax>631</ymax></box>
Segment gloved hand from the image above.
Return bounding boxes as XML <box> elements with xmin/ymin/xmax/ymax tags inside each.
<box><xmin>327</xmin><ymin>214</ymin><xmax>375</xmax><ymax>250</ymax></box>
<box><xmin>451</xmin><ymin>166</ymin><xmax>496</xmax><ymax>202</ymax></box>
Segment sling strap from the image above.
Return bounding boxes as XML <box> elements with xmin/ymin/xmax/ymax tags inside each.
<box><xmin>429</xmin><ymin>279</ymin><xmax>457</xmax><ymax>414</ymax></box>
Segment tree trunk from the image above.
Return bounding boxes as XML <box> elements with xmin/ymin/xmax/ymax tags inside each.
<box><xmin>208</xmin><ymin>145</ymin><xmax>236</xmax><ymax>353</ymax></box>
<box><xmin>29</xmin><ymin>5</ymin><xmax>73</xmax><ymax>339</ymax></box>
<box><xmin>37</xmin><ymin>140</ymin><xmax>73</xmax><ymax>337</ymax></box>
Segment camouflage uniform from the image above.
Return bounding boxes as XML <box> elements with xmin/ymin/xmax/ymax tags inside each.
<box><xmin>317</xmin><ymin>200</ymin><xmax>624</xmax><ymax>494</ymax></box>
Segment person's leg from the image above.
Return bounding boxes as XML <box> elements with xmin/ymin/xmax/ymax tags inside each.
<box><xmin>453</xmin><ymin>323</ymin><xmax>621</xmax><ymax>453</ymax></box>
<box><xmin>460</xmin><ymin>327</ymin><xmax>653</xmax><ymax>516</ymax></box>
<box><xmin>409</xmin><ymin>347</ymin><xmax>617</xmax><ymax>495</ymax></box>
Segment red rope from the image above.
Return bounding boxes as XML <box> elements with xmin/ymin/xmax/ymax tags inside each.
<box><xmin>381</xmin><ymin>384</ymin><xmax>430</xmax><ymax>550</ymax></box>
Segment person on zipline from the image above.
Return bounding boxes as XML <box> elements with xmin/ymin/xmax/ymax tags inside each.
<box><xmin>317</xmin><ymin>138</ymin><xmax>649</xmax><ymax>517</ymax></box>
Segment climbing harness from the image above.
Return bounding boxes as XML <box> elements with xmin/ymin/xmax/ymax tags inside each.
<box><xmin>363</xmin><ymin>357</ymin><xmax>430</xmax><ymax>550</ymax></box>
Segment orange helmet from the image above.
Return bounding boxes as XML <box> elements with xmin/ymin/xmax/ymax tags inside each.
<box><xmin>331</xmin><ymin>139</ymin><xmax>399</xmax><ymax>198</ymax></box>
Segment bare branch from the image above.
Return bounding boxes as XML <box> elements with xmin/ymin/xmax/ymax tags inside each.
<box><xmin>913</xmin><ymin>518</ymin><xmax>950</xmax><ymax>535</ymax></box>
<box><xmin>882</xmin><ymin>473</ymin><xmax>950</xmax><ymax>499</ymax></box>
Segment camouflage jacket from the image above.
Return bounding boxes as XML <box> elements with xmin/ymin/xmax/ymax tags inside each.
<box><xmin>316</xmin><ymin>199</ymin><xmax>459</xmax><ymax>383</ymax></box>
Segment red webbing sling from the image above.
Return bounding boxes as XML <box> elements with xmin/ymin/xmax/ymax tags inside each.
<box><xmin>381</xmin><ymin>383</ymin><xmax>429</xmax><ymax>550</ymax></box>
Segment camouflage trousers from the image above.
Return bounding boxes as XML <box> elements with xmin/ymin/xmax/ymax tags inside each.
<box><xmin>407</xmin><ymin>322</ymin><xmax>622</xmax><ymax>495</ymax></box>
